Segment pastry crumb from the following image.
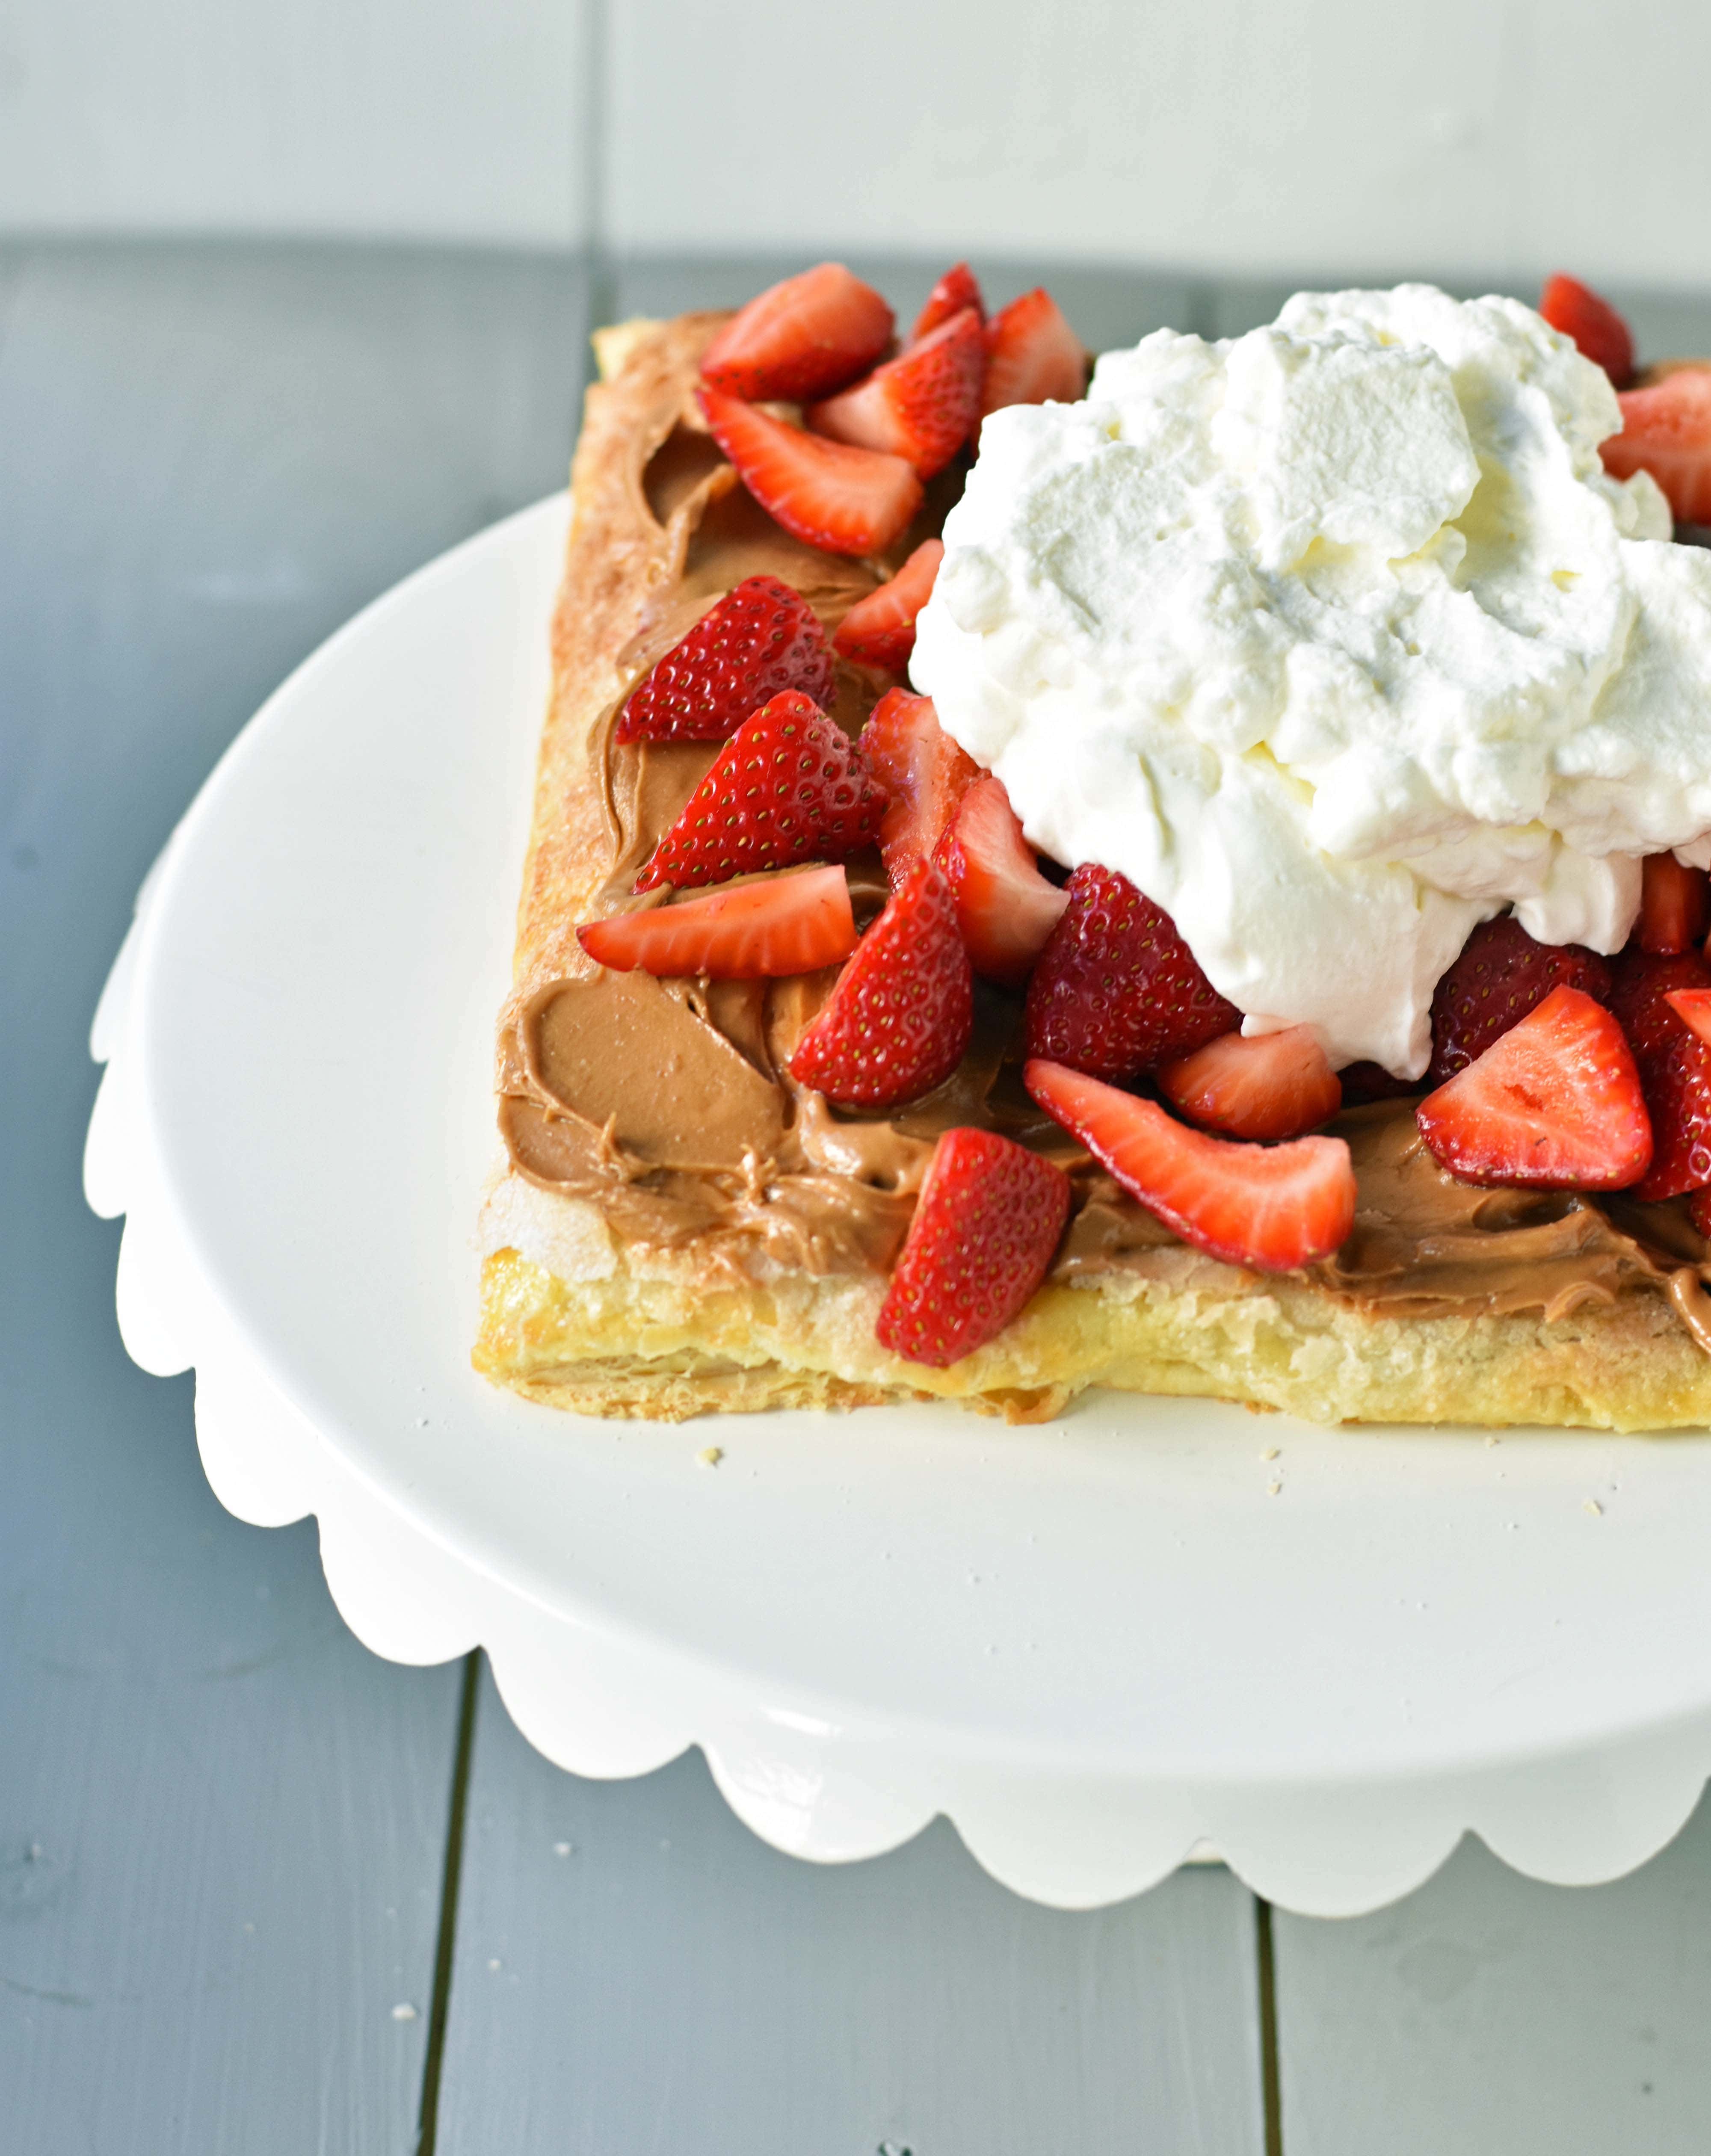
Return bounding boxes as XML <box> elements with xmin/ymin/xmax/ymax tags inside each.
<box><xmin>1267</xmin><ymin>1478</ymin><xmax>1283</xmax><ymax>1497</ymax></box>
<box><xmin>391</xmin><ymin>2003</ymin><xmax>417</xmax><ymax>2022</ymax></box>
<box><xmin>553</xmin><ymin>1841</ymin><xmax>573</xmax><ymax>1858</ymax></box>
<box><xmin>697</xmin><ymin>1444</ymin><xmax>724</xmax><ymax>1467</ymax></box>
<box><xmin>1584</xmin><ymin>1496</ymin><xmax>1603</xmax><ymax>1517</ymax></box>
<box><xmin>1260</xmin><ymin>1445</ymin><xmax>1280</xmax><ymax>1461</ymax></box>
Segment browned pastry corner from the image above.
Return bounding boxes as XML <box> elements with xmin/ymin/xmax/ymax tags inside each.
<box><xmin>474</xmin><ymin>313</ymin><xmax>1711</xmax><ymax>1429</ymax></box>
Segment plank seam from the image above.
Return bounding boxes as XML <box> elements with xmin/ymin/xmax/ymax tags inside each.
<box><xmin>416</xmin><ymin>1649</ymin><xmax>483</xmax><ymax>2156</ymax></box>
<box><xmin>1255</xmin><ymin>1895</ymin><xmax>1285</xmax><ymax>2156</ymax></box>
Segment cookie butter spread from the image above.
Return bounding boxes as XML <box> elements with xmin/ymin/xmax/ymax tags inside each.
<box><xmin>490</xmin><ymin>303</ymin><xmax>1711</xmax><ymax>1365</ymax></box>
<box><xmin>913</xmin><ymin>284</ymin><xmax>1711</xmax><ymax>1076</ymax></box>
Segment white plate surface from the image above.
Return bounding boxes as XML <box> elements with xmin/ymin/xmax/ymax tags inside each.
<box><xmin>86</xmin><ymin>494</ymin><xmax>1711</xmax><ymax>1914</ymax></box>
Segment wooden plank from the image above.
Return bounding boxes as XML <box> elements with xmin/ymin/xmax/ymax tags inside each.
<box><xmin>0</xmin><ymin>239</ymin><xmax>587</xmax><ymax>2153</ymax></box>
<box><xmin>1272</xmin><ymin>1795</ymin><xmax>1711</xmax><ymax>2156</ymax></box>
<box><xmin>437</xmin><ymin>1665</ymin><xmax>1267</xmax><ymax>2156</ymax></box>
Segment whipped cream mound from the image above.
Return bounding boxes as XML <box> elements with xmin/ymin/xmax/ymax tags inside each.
<box><xmin>912</xmin><ymin>283</ymin><xmax>1711</xmax><ymax>1076</ymax></box>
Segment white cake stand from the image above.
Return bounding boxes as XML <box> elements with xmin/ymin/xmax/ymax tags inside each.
<box><xmin>86</xmin><ymin>493</ymin><xmax>1711</xmax><ymax>1916</ymax></box>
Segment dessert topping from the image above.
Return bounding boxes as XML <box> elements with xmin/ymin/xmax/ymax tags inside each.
<box><xmin>1539</xmin><ymin>274</ymin><xmax>1635</xmax><ymax>387</ymax></box>
<box><xmin>1637</xmin><ymin>851</ymin><xmax>1711</xmax><ymax>953</ymax></box>
<box><xmin>858</xmin><ymin>688</ymin><xmax>980</xmax><ymax>886</ymax></box>
<box><xmin>933</xmin><ymin>773</ymin><xmax>1069</xmax><ymax>987</ymax></box>
<box><xmin>912</xmin><ymin>261</ymin><xmax>986</xmax><ymax>344</ymax></box>
<box><xmin>1158</xmin><ymin>1026</ymin><xmax>1342</xmax><ymax>1143</ymax></box>
<box><xmin>699</xmin><ymin>262</ymin><xmax>894</xmax><ymax>403</ymax></box>
<box><xmin>1602</xmin><ymin>364</ymin><xmax>1711</xmax><ymax>525</ymax></box>
<box><xmin>979</xmin><ymin>288</ymin><xmax>1086</xmax><ymax>419</ymax></box>
<box><xmin>875</xmin><ymin>1127</ymin><xmax>1070</xmax><ymax>1367</ymax></box>
<box><xmin>633</xmin><ymin>691</ymin><xmax>886</xmax><ymax>893</ymax></box>
<box><xmin>832</xmin><ymin>539</ymin><xmax>944</xmax><ymax>672</ymax></box>
<box><xmin>1025</xmin><ymin>1059</ymin><xmax>1358</xmax><ymax>1272</ymax></box>
<box><xmin>787</xmin><ymin>858</ymin><xmax>973</xmax><ymax>1108</ymax></box>
<box><xmin>697</xmin><ymin>385</ymin><xmax>923</xmax><ymax>558</ymax></box>
<box><xmin>1609</xmin><ymin>949</ymin><xmax>1711</xmax><ymax>1200</ymax></box>
<box><xmin>1023</xmin><ymin>865</ymin><xmax>1238</xmax><ymax>1081</ymax></box>
<box><xmin>1426</xmin><ymin>915</ymin><xmax>1612</xmax><ymax>1085</ymax></box>
<box><xmin>578</xmin><ymin>863</ymin><xmax>857</xmax><ymax>980</ymax></box>
<box><xmin>808</xmin><ymin>307</ymin><xmax>986</xmax><ymax>479</ymax></box>
<box><xmin>916</xmin><ymin>284</ymin><xmax>1709</xmax><ymax>1075</ymax></box>
<box><xmin>615</xmin><ymin>574</ymin><xmax>834</xmax><ymax>745</ymax></box>
<box><xmin>1415</xmin><ymin>985</ymin><xmax>1652</xmax><ymax>1190</ymax></box>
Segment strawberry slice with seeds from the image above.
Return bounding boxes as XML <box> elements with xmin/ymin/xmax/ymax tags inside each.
<box><xmin>858</xmin><ymin>689</ymin><xmax>982</xmax><ymax>887</ymax></box>
<box><xmin>1416</xmin><ymin>985</ymin><xmax>1652</xmax><ymax>1190</ymax></box>
<box><xmin>1638</xmin><ymin>852</ymin><xmax>1711</xmax><ymax>953</ymax></box>
<box><xmin>1427</xmin><ymin>914</ymin><xmax>1613</xmax><ymax>1086</ymax></box>
<box><xmin>875</xmin><ymin>1127</ymin><xmax>1070</xmax><ymax>1367</ymax></box>
<box><xmin>979</xmin><ymin>289</ymin><xmax>1086</xmax><ymax>420</ymax></box>
<box><xmin>1610</xmin><ymin>949</ymin><xmax>1711</xmax><ymax>1200</ymax></box>
<box><xmin>699</xmin><ymin>263</ymin><xmax>894</xmax><ymax>403</ymax></box>
<box><xmin>912</xmin><ymin>262</ymin><xmax>986</xmax><ymax>344</ymax></box>
<box><xmin>1023</xmin><ymin>865</ymin><xmax>1239</xmax><ymax>1080</ymax></box>
<box><xmin>1025</xmin><ymin>1059</ymin><xmax>1356</xmax><ymax>1273</ymax></box>
<box><xmin>698</xmin><ymin>385</ymin><xmax>924</xmax><ymax>559</ymax></box>
<box><xmin>1539</xmin><ymin>273</ymin><xmax>1635</xmax><ymax>388</ymax></box>
<box><xmin>1666</xmin><ymin>987</ymin><xmax>1711</xmax><ymax>1048</ymax></box>
<box><xmin>616</xmin><ymin>575</ymin><xmax>834</xmax><ymax>745</ymax></box>
<box><xmin>932</xmin><ymin>773</ymin><xmax>1068</xmax><ymax>987</ymax></box>
<box><xmin>578</xmin><ymin>864</ymin><xmax>856</xmax><ymax>980</ymax></box>
<box><xmin>807</xmin><ymin>307</ymin><xmax>986</xmax><ymax>479</ymax></box>
<box><xmin>634</xmin><ymin>691</ymin><xmax>887</xmax><ymax>893</ymax></box>
<box><xmin>1602</xmin><ymin>365</ymin><xmax>1711</xmax><ymax>525</ymax></box>
<box><xmin>788</xmin><ymin>858</ymin><xmax>973</xmax><ymax>1108</ymax></box>
<box><xmin>1158</xmin><ymin>1026</ymin><xmax>1342</xmax><ymax>1143</ymax></box>
<box><xmin>832</xmin><ymin>540</ymin><xmax>944</xmax><ymax>672</ymax></box>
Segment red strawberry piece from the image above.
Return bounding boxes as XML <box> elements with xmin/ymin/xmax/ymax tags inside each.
<box><xmin>1025</xmin><ymin>1059</ymin><xmax>1356</xmax><ymax>1273</ymax></box>
<box><xmin>698</xmin><ymin>385</ymin><xmax>923</xmax><ymax>559</ymax></box>
<box><xmin>912</xmin><ymin>262</ymin><xmax>986</xmax><ymax>344</ymax></box>
<box><xmin>1666</xmin><ymin>987</ymin><xmax>1711</xmax><ymax>1049</ymax></box>
<box><xmin>979</xmin><ymin>289</ymin><xmax>1086</xmax><ymax>420</ymax></box>
<box><xmin>634</xmin><ymin>691</ymin><xmax>887</xmax><ymax>893</ymax></box>
<box><xmin>875</xmin><ymin>1127</ymin><xmax>1070</xmax><ymax>1366</ymax></box>
<box><xmin>1426</xmin><ymin>914</ymin><xmax>1613</xmax><ymax>1086</ymax></box>
<box><xmin>1158</xmin><ymin>1026</ymin><xmax>1342</xmax><ymax>1143</ymax></box>
<box><xmin>1637</xmin><ymin>851</ymin><xmax>1711</xmax><ymax>953</ymax></box>
<box><xmin>858</xmin><ymin>688</ymin><xmax>982</xmax><ymax>887</ymax></box>
<box><xmin>832</xmin><ymin>539</ymin><xmax>944</xmax><ymax>673</ymax></box>
<box><xmin>1338</xmin><ymin>1061</ymin><xmax>1421</xmax><ymax>1103</ymax></box>
<box><xmin>788</xmin><ymin>858</ymin><xmax>973</xmax><ymax>1108</ymax></box>
<box><xmin>1609</xmin><ymin>948</ymin><xmax>1711</xmax><ymax>1200</ymax></box>
<box><xmin>579</xmin><ymin>864</ymin><xmax>856</xmax><ymax>980</ymax></box>
<box><xmin>1023</xmin><ymin>865</ymin><xmax>1239</xmax><ymax>1080</ymax></box>
<box><xmin>807</xmin><ymin>308</ymin><xmax>986</xmax><ymax>479</ymax></box>
<box><xmin>616</xmin><ymin>575</ymin><xmax>834</xmax><ymax>745</ymax></box>
<box><xmin>1539</xmin><ymin>274</ymin><xmax>1635</xmax><ymax>388</ymax></box>
<box><xmin>699</xmin><ymin>263</ymin><xmax>893</xmax><ymax>403</ymax></box>
<box><xmin>1690</xmin><ymin>1185</ymin><xmax>1711</xmax><ymax>1238</ymax></box>
<box><xmin>1415</xmin><ymin>985</ymin><xmax>1652</xmax><ymax>1191</ymax></box>
<box><xmin>932</xmin><ymin>773</ymin><xmax>1068</xmax><ymax>987</ymax></box>
<box><xmin>1602</xmin><ymin>364</ymin><xmax>1711</xmax><ymax>525</ymax></box>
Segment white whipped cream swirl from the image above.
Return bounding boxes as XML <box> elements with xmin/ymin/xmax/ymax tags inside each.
<box><xmin>912</xmin><ymin>283</ymin><xmax>1711</xmax><ymax>1076</ymax></box>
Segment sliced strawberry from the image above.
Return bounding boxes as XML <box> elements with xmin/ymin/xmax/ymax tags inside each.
<box><xmin>699</xmin><ymin>263</ymin><xmax>893</xmax><ymax>403</ymax></box>
<box><xmin>875</xmin><ymin>1127</ymin><xmax>1070</xmax><ymax>1366</ymax></box>
<box><xmin>1416</xmin><ymin>986</ymin><xmax>1651</xmax><ymax>1190</ymax></box>
<box><xmin>979</xmin><ymin>289</ymin><xmax>1086</xmax><ymax>420</ymax></box>
<box><xmin>832</xmin><ymin>539</ymin><xmax>944</xmax><ymax>672</ymax></box>
<box><xmin>1158</xmin><ymin>1026</ymin><xmax>1342</xmax><ymax>1142</ymax></box>
<box><xmin>932</xmin><ymin>774</ymin><xmax>1068</xmax><ymax>987</ymax></box>
<box><xmin>1690</xmin><ymin>1185</ymin><xmax>1711</xmax><ymax>1238</ymax></box>
<box><xmin>1339</xmin><ymin>1061</ymin><xmax>1421</xmax><ymax>1104</ymax></box>
<box><xmin>912</xmin><ymin>262</ymin><xmax>986</xmax><ymax>344</ymax></box>
<box><xmin>1025</xmin><ymin>1059</ymin><xmax>1356</xmax><ymax>1273</ymax></box>
<box><xmin>1610</xmin><ymin>949</ymin><xmax>1711</xmax><ymax>1200</ymax></box>
<box><xmin>616</xmin><ymin>575</ymin><xmax>834</xmax><ymax>745</ymax></box>
<box><xmin>1638</xmin><ymin>852</ymin><xmax>1711</xmax><ymax>953</ymax></box>
<box><xmin>634</xmin><ymin>692</ymin><xmax>887</xmax><ymax>893</ymax></box>
<box><xmin>579</xmin><ymin>864</ymin><xmax>855</xmax><ymax>980</ymax></box>
<box><xmin>858</xmin><ymin>688</ymin><xmax>981</xmax><ymax>887</ymax></box>
<box><xmin>697</xmin><ymin>385</ymin><xmax>923</xmax><ymax>559</ymax></box>
<box><xmin>1023</xmin><ymin>865</ymin><xmax>1238</xmax><ymax>1080</ymax></box>
<box><xmin>1426</xmin><ymin>914</ymin><xmax>1612</xmax><ymax>1086</ymax></box>
<box><xmin>807</xmin><ymin>308</ymin><xmax>986</xmax><ymax>479</ymax></box>
<box><xmin>1539</xmin><ymin>274</ymin><xmax>1635</xmax><ymax>388</ymax></box>
<box><xmin>1666</xmin><ymin>988</ymin><xmax>1711</xmax><ymax>1048</ymax></box>
<box><xmin>788</xmin><ymin>858</ymin><xmax>973</xmax><ymax>1108</ymax></box>
<box><xmin>1602</xmin><ymin>365</ymin><xmax>1711</xmax><ymax>525</ymax></box>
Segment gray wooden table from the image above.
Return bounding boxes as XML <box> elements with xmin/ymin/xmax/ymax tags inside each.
<box><xmin>6</xmin><ymin>238</ymin><xmax>1711</xmax><ymax>2154</ymax></box>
